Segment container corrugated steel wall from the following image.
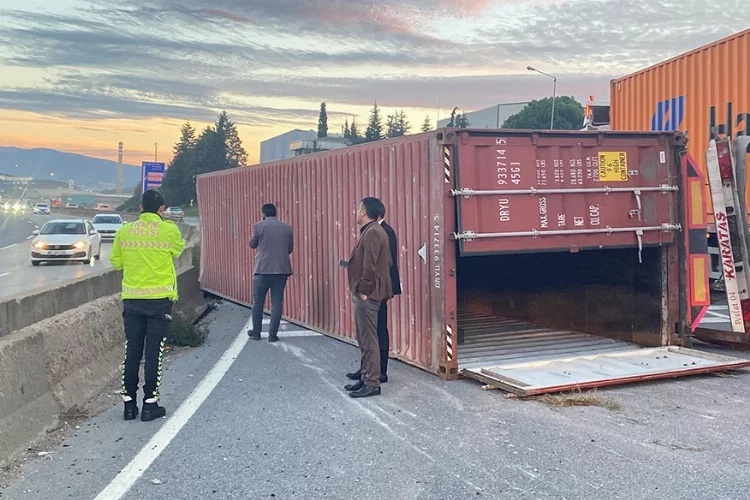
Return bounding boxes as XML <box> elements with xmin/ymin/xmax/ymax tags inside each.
<box><xmin>610</xmin><ymin>29</ymin><xmax>750</xmax><ymax>212</ymax></box>
<box><xmin>197</xmin><ymin>133</ymin><xmax>445</xmax><ymax>375</ymax></box>
<box><xmin>197</xmin><ymin>129</ymin><xmax>688</xmax><ymax>378</ymax></box>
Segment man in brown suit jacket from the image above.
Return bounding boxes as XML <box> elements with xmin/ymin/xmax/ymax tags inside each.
<box><xmin>345</xmin><ymin>197</ymin><xmax>392</xmax><ymax>398</ymax></box>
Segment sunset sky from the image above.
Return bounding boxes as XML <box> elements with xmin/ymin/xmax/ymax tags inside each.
<box><xmin>0</xmin><ymin>0</ymin><xmax>746</xmax><ymax>166</ymax></box>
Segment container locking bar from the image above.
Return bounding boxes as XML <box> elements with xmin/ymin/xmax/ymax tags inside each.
<box><xmin>450</xmin><ymin>185</ymin><xmax>679</xmax><ymax>197</ymax></box>
<box><xmin>453</xmin><ymin>223</ymin><xmax>682</xmax><ymax>242</ymax></box>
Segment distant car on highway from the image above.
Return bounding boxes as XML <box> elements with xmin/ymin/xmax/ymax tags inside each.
<box><xmin>91</xmin><ymin>214</ymin><xmax>124</xmax><ymax>241</ymax></box>
<box><xmin>95</xmin><ymin>204</ymin><xmax>112</xmax><ymax>211</ymax></box>
<box><xmin>33</xmin><ymin>203</ymin><xmax>51</xmax><ymax>215</ymax></box>
<box><xmin>30</xmin><ymin>219</ymin><xmax>102</xmax><ymax>266</ymax></box>
<box><xmin>163</xmin><ymin>206</ymin><xmax>184</xmax><ymax>222</ymax></box>
<box><xmin>65</xmin><ymin>203</ymin><xmax>79</xmax><ymax>209</ymax></box>
<box><xmin>3</xmin><ymin>201</ymin><xmax>27</xmax><ymax>215</ymax></box>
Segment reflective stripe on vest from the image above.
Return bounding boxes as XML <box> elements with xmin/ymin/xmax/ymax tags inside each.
<box><xmin>122</xmin><ymin>285</ymin><xmax>175</xmax><ymax>296</ymax></box>
<box><xmin>117</xmin><ymin>240</ymin><xmax>172</xmax><ymax>249</ymax></box>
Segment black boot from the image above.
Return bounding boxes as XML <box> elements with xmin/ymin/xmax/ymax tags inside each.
<box><xmin>380</xmin><ymin>350</ymin><xmax>389</xmax><ymax>383</ymax></box>
<box><xmin>346</xmin><ymin>369</ymin><xmax>362</xmax><ymax>380</ymax></box>
<box><xmin>350</xmin><ymin>385</ymin><xmax>381</xmax><ymax>398</ymax></box>
<box><xmin>268</xmin><ymin>333</ymin><xmax>279</xmax><ymax>343</ymax></box>
<box><xmin>345</xmin><ymin>380</ymin><xmax>365</xmax><ymax>392</ymax></box>
<box><xmin>141</xmin><ymin>401</ymin><xmax>167</xmax><ymax>422</ymax></box>
<box><xmin>123</xmin><ymin>400</ymin><xmax>138</xmax><ymax>421</ymax></box>
<box><xmin>248</xmin><ymin>331</ymin><xmax>261</xmax><ymax>341</ymax></box>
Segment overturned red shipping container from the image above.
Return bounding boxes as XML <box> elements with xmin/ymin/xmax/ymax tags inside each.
<box><xmin>197</xmin><ymin>129</ymin><xmax>749</xmax><ymax>394</ymax></box>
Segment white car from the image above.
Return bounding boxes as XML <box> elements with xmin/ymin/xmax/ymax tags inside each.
<box><xmin>33</xmin><ymin>203</ymin><xmax>51</xmax><ymax>215</ymax></box>
<box><xmin>31</xmin><ymin>219</ymin><xmax>102</xmax><ymax>266</ymax></box>
<box><xmin>92</xmin><ymin>213</ymin><xmax>124</xmax><ymax>241</ymax></box>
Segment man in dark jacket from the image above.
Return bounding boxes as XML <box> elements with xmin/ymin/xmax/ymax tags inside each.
<box><xmin>248</xmin><ymin>203</ymin><xmax>294</xmax><ymax>343</ymax></box>
<box><xmin>347</xmin><ymin>200</ymin><xmax>400</xmax><ymax>383</ymax></box>
<box><xmin>345</xmin><ymin>197</ymin><xmax>392</xmax><ymax>398</ymax></box>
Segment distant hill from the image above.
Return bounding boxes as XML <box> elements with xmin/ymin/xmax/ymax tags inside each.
<box><xmin>0</xmin><ymin>147</ymin><xmax>141</xmax><ymax>190</ymax></box>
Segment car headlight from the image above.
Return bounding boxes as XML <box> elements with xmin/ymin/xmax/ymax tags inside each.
<box><xmin>21</xmin><ymin>204</ymin><xmax>27</xmax><ymax>210</ymax></box>
<box><xmin>73</xmin><ymin>241</ymin><xmax>88</xmax><ymax>249</ymax></box>
<box><xmin>2</xmin><ymin>203</ymin><xmax>8</xmax><ymax>210</ymax></box>
<box><xmin>33</xmin><ymin>241</ymin><xmax>46</xmax><ymax>249</ymax></box>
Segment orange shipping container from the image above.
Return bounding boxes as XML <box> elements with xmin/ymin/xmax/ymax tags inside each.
<box><xmin>610</xmin><ymin>28</ymin><xmax>750</xmax><ymax>217</ymax></box>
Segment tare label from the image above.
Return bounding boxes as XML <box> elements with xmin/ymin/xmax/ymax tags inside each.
<box><xmin>598</xmin><ymin>152</ymin><xmax>629</xmax><ymax>182</ymax></box>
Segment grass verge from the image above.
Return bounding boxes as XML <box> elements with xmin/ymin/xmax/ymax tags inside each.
<box><xmin>169</xmin><ymin>315</ymin><xmax>208</xmax><ymax>347</ymax></box>
<box><xmin>533</xmin><ymin>389</ymin><xmax>623</xmax><ymax>412</ymax></box>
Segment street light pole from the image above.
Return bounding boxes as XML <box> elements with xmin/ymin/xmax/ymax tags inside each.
<box><xmin>527</xmin><ymin>66</ymin><xmax>558</xmax><ymax>130</ymax></box>
<box><xmin>154</xmin><ymin>142</ymin><xmax>158</xmax><ymax>162</ymax></box>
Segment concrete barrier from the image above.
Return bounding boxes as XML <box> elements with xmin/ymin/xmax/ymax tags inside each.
<box><xmin>0</xmin><ymin>244</ymin><xmax>199</xmax><ymax>338</ymax></box>
<box><xmin>0</xmin><ymin>243</ymin><xmax>205</xmax><ymax>466</ymax></box>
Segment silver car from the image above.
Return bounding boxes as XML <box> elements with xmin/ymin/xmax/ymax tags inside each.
<box><xmin>31</xmin><ymin>219</ymin><xmax>102</xmax><ymax>266</ymax></box>
<box><xmin>33</xmin><ymin>203</ymin><xmax>51</xmax><ymax>215</ymax></box>
<box><xmin>92</xmin><ymin>214</ymin><xmax>124</xmax><ymax>241</ymax></box>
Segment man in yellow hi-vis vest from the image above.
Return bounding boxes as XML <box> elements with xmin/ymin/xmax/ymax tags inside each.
<box><xmin>110</xmin><ymin>189</ymin><xmax>185</xmax><ymax>422</ymax></box>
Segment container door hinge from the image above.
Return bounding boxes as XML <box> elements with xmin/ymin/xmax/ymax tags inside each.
<box><xmin>454</xmin><ymin>231</ymin><xmax>477</xmax><ymax>241</ymax></box>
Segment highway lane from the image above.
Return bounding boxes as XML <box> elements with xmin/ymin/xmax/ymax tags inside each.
<box><xmin>0</xmin><ymin>234</ymin><xmax>113</xmax><ymax>298</ymax></box>
<box><xmin>0</xmin><ymin>213</ymin><xmax>45</xmax><ymax>249</ymax></box>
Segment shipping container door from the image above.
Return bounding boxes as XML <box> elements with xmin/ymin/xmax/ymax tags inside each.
<box><xmin>452</xmin><ymin>130</ymin><xmax>682</xmax><ymax>256</ymax></box>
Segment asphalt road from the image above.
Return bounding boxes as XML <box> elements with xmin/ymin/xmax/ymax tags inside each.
<box><xmin>0</xmin><ymin>214</ymin><xmax>113</xmax><ymax>298</ymax></box>
<box><xmin>4</xmin><ymin>303</ymin><xmax>750</xmax><ymax>500</ymax></box>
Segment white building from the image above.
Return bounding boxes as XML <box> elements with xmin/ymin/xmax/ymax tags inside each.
<box><xmin>437</xmin><ymin>102</ymin><xmax>529</xmax><ymax>129</ymax></box>
<box><xmin>260</xmin><ymin>129</ymin><xmax>318</xmax><ymax>163</ymax></box>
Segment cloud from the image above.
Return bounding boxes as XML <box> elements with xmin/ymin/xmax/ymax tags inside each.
<box><xmin>0</xmin><ymin>0</ymin><xmax>747</xmax><ymax>135</ymax></box>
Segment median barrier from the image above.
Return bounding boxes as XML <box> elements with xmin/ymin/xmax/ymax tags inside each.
<box><xmin>0</xmin><ymin>241</ymin><xmax>204</xmax><ymax>467</ymax></box>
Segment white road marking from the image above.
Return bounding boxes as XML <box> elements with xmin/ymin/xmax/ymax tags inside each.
<box><xmin>26</xmin><ymin>235</ymin><xmax>33</xmax><ymax>240</ymax></box>
<box><xmin>0</xmin><ymin>243</ymin><xmax>17</xmax><ymax>250</ymax></box>
<box><xmin>0</xmin><ymin>273</ymin><xmax>9</xmax><ymax>278</ymax></box>
<box><xmin>94</xmin><ymin>316</ymin><xmax>253</xmax><ymax>500</ymax></box>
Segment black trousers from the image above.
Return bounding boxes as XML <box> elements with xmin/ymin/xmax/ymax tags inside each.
<box><xmin>377</xmin><ymin>300</ymin><xmax>390</xmax><ymax>375</ymax></box>
<box><xmin>122</xmin><ymin>299</ymin><xmax>173</xmax><ymax>402</ymax></box>
<box><xmin>251</xmin><ymin>274</ymin><xmax>288</xmax><ymax>336</ymax></box>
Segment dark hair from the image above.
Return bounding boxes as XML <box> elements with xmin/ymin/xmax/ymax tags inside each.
<box><xmin>374</xmin><ymin>199</ymin><xmax>386</xmax><ymax>219</ymax></box>
<box><xmin>262</xmin><ymin>203</ymin><xmax>277</xmax><ymax>217</ymax></box>
<box><xmin>142</xmin><ymin>190</ymin><xmax>165</xmax><ymax>213</ymax></box>
<box><xmin>360</xmin><ymin>197</ymin><xmax>382</xmax><ymax>221</ymax></box>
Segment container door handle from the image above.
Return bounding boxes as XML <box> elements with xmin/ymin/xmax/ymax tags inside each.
<box><xmin>636</xmin><ymin>229</ymin><xmax>644</xmax><ymax>263</ymax></box>
<box><xmin>631</xmin><ymin>189</ymin><xmax>642</xmax><ymax>221</ymax></box>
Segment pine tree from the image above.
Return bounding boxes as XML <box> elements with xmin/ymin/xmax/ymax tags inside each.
<box><xmin>396</xmin><ymin>110</ymin><xmax>410</xmax><ymax>136</ymax></box>
<box><xmin>318</xmin><ymin>102</ymin><xmax>328</xmax><ymax>138</ymax></box>
<box><xmin>350</xmin><ymin>117</ymin><xmax>361</xmax><ymax>144</ymax></box>
<box><xmin>457</xmin><ymin>112</ymin><xmax>470</xmax><ymax>128</ymax></box>
<box><xmin>173</xmin><ymin>122</ymin><xmax>197</xmax><ymax>157</ymax></box>
<box><xmin>215</xmin><ymin>111</ymin><xmax>247</xmax><ymax>169</ymax></box>
<box><xmin>343</xmin><ymin>119</ymin><xmax>350</xmax><ymax>139</ymax></box>
<box><xmin>364</xmin><ymin>101</ymin><xmax>383</xmax><ymax>142</ymax></box>
<box><xmin>421</xmin><ymin>115</ymin><xmax>431</xmax><ymax>132</ymax></box>
<box><xmin>385</xmin><ymin>113</ymin><xmax>398</xmax><ymax>139</ymax></box>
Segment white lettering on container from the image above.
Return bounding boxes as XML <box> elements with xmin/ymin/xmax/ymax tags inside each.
<box><xmin>432</xmin><ymin>214</ymin><xmax>442</xmax><ymax>289</ymax></box>
<box><xmin>557</xmin><ymin>214</ymin><xmax>567</xmax><ymax>227</ymax></box>
<box><xmin>539</xmin><ymin>197</ymin><xmax>548</xmax><ymax>229</ymax></box>
<box><xmin>498</xmin><ymin>198</ymin><xmax>510</xmax><ymax>222</ymax></box>
<box><xmin>574</xmin><ymin>216</ymin><xmax>585</xmax><ymax>227</ymax></box>
<box><xmin>588</xmin><ymin>205</ymin><xmax>601</xmax><ymax>226</ymax></box>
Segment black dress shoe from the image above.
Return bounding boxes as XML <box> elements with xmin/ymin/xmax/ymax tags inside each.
<box><xmin>380</xmin><ymin>374</ymin><xmax>388</xmax><ymax>383</ymax></box>
<box><xmin>248</xmin><ymin>331</ymin><xmax>261</xmax><ymax>341</ymax></box>
<box><xmin>344</xmin><ymin>380</ymin><xmax>365</xmax><ymax>392</ymax></box>
<box><xmin>141</xmin><ymin>402</ymin><xmax>167</xmax><ymax>422</ymax></box>
<box><xmin>123</xmin><ymin>401</ymin><xmax>138</xmax><ymax>421</ymax></box>
<box><xmin>268</xmin><ymin>334</ymin><xmax>279</xmax><ymax>343</ymax></box>
<box><xmin>346</xmin><ymin>369</ymin><xmax>362</xmax><ymax>380</ymax></box>
<box><xmin>350</xmin><ymin>385</ymin><xmax>381</xmax><ymax>398</ymax></box>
